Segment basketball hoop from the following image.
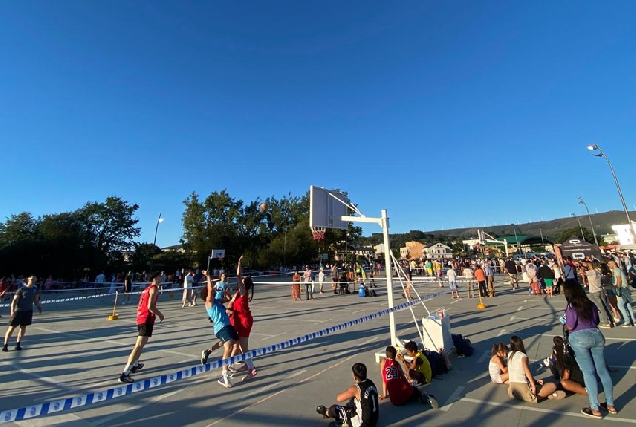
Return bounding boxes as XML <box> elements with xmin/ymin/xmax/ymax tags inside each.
<box><xmin>311</xmin><ymin>226</ymin><xmax>326</xmax><ymax>240</ymax></box>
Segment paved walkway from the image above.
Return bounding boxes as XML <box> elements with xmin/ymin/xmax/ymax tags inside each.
<box><xmin>1</xmin><ymin>275</ymin><xmax>634</xmax><ymax>426</ymax></box>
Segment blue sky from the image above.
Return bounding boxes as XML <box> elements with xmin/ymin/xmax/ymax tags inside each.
<box><xmin>1</xmin><ymin>1</ymin><xmax>635</xmax><ymax>247</ymax></box>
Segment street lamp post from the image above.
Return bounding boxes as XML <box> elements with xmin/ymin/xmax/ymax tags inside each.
<box><xmin>571</xmin><ymin>213</ymin><xmax>585</xmax><ymax>240</ymax></box>
<box><xmin>587</xmin><ymin>144</ymin><xmax>636</xmax><ymax>246</ymax></box>
<box><xmin>149</xmin><ymin>213</ymin><xmax>164</xmax><ymax>273</ymax></box>
<box><xmin>577</xmin><ymin>196</ymin><xmax>599</xmax><ymax>246</ymax></box>
<box><xmin>511</xmin><ymin>224</ymin><xmax>520</xmax><ymax>254</ymax></box>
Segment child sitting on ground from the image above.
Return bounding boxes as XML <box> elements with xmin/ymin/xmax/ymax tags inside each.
<box><xmin>507</xmin><ymin>336</ymin><xmax>566</xmax><ymax>403</ymax></box>
<box><xmin>549</xmin><ymin>336</ymin><xmax>587</xmax><ymax>396</ymax></box>
<box><xmin>397</xmin><ymin>341</ymin><xmax>432</xmax><ymax>385</ymax></box>
<box><xmin>489</xmin><ymin>342</ymin><xmax>509</xmax><ymax>384</ymax></box>
<box><xmin>380</xmin><ymin>346</ymin><xmax>439</xmax><ymax>408</ymax></box>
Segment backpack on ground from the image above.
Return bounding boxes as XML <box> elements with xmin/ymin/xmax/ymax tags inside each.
<box><xmin>423</xmin><ymin>349</ymin><xmax>449</xmax><ymax>377</ymax></box>
<box><xmin>452</xmin><ymin>333</ymin><xmax>474</xmax><ymax>357</ymax></box>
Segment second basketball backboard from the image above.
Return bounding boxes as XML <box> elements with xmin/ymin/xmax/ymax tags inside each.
<box><xmin>309</xmin><ymin>185</ymin><xmax>349</xmax><ymax>230</ymax></box>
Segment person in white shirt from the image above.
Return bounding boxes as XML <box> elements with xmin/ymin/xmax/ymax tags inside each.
<box><xmin>182</xmin><ymin>270</ymin><xmax>194</xmax><ymax>308</ymax></box>
<box><xmin>462</xmin><ymin>265</ymin><xmax>474</xmax><ymax>298</ymax></box>
<box><xmin>318</xmin><ymin>268</ymin><xmax>325</xmax><ymax>294</ymax></box>
<box><xmin>447</xmin><ymin>267</ymin><xmax>459</xmax><ymax>299</ymax></box>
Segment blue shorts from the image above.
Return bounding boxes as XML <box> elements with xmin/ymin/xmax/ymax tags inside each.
<box><xmin>215</xmin><ymin>325</ymin><xmax>238</xmax><ymax>343</ymax></box>
<box><xmin>449</xmin><ymin>281</ymin><xmax>457</xmax><ymax>290</ymax></box>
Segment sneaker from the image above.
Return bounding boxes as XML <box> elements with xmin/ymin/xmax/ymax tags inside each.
<box><xmin>201</xmin><ymin>349</ymin><xmax>212</xmax><ymax>365</ymax></box>
<box><xmin>218</xmin><ymin>375</ymin><xmax>233</xmax><ymax>388</ymax></box>
<box><xmin>119</xmin><ymin>373</ymin><xmax>134</xmax><ymax>384</ymax></box>
<box><xmin>15</xmin><ymin>343</ymin><xmax>21</xmax><ymax>351</ymax></box>
<box><xmin>1</xmin><ymin>345</ymin><xmax>7</xmax><ymax>352</ymax></box>
<box><xmin>548</xmin><ymin>390</ymin><xmax>566</xmax><ymax>399</ymax></box>
<box><xmin>599</xmin><ymin>323</ymin><xmax>613</xmax><ymax>329</ymax></box>
<box><xmin>621</xmin><ymin>323</ymin><xmax>633</xmax><ymax>328</ymax></box>
<box><xmin>428</xmin><ymin>394</ymin><xmax>440</xmax><ymax>409</ymax></box>
<box><xmin>131</xmin><ymin>362</ymin><xmax>144</xmax><ymax>373</ymax></box>
<box><xmin>229</xmin><ymin>363</ymin><xmax>249</xmax><ymax>374</ymax></box>
<box><xmin>245</xmin><ymin>368</ymin><xmax>258</xmax><ymax>379</ymax></box>
<box><xmin>316</xmin><ymin>405</ymin><xmax>328</xmax><ymax>417</ymax></box>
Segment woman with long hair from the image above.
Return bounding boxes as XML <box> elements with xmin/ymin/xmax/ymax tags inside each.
<box><xmin>507</xmin><ymin>336</ymin><xmax>564</xmax><ymax>402</ymax></box>
<box><xmin>563</xmin><ymin>281</ymin><xmax>615</xmax><ymax>418</ymax></box>
<box><xmin>550</xmin><ymin>336</ymin><xmax>586</xmax><ymax>395</ymax></box>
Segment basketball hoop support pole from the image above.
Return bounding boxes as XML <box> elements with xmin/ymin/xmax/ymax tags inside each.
<box><xmin>341</xmin><ymin>209</ymin><xmax>399</xmax><ymax>347</ymax></box>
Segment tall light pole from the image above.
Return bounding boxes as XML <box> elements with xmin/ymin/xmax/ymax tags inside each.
<box><xmin>587</xmin><ymin>144</ymin><xmax>636</xmax><ymax>246</ymax></box>
<box><xmin>571</xmin><ymin>213</ymin><xmax>585</xmax><ymax>240</ymax></box>
<box><xmin>149</xmin><ymin>213</ymin><xmax>164</xmax><ymax>273</ymax></box>
<box><xmin>511</xmin><ymin>224</ymin><xmax>519</xmax><ymax>254</ymax></box>
<box><xmin>577</xmin><ymin>196</ymin><xmax>599</xmax><ymax>246</ymax></box>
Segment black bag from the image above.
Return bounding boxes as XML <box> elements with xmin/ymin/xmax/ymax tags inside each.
<box><xmin>423</xmin><ymin>349</ymin><xmax>448</xmax><ymax>377</ymax></box>
<box><xmin>452</xmin><ymin>333</ymin><xmax>474</xmax><ymax>357</ymax></box>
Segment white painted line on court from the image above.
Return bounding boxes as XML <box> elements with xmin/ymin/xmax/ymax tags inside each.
<box><xmin>497</xmin><ymin>329</ymin><xmax>506</xmax><ymax>337</ymax></box>
<box><xmin>206</xmin><ymin>337</ymin><xmax>381</xmax><ymax>427</ymax></box>
<box><xmin>0</xmin><ymin>361</ymin><xmax>76</xmax><ymax>392</ymax></box>
<box><xmin>510</xmin><ymin>316</ymin><xmax>515</xmax><ymax>321</ymax></box>
<box><xmin>477</xmin><ymin>350</ymin><xmax>490</xmax><ymax>364</ymax></box>
<box><xmin>33</xmin><ymin>325</ymin><xmax>193</xmax><ymax>358</ymax></box>
<box><xmin>516</xmin><ymin>306</ymin><xmax>523</xmax><ymax>311</ymax></box>
<box><xmin>524</xmin><ymin>299</ymin><xmax>528</xmax><ymax>302</ymax></box>
<box><xmin>440</xmin><ymin>385</ymin><xmax>465</xmax><ymax>411</ymax></box>
<box><xmin>460</xmin><ymin>397</ymin><xmax>636</xmax><ymax>424</ymax></box>
<box><xmin>92</xmin><ymin>379</ymin><xmax>206</xmax><ymax>426</ymax></box>
<box><xmin>15</xmin><ymin>412</ymin><xmax>93</xmax><ymax>427</ymax></box>
<box><xmin>244</xmin><ymin>381</ymin><xmax>283</xmax><ymax>398</ymax></box>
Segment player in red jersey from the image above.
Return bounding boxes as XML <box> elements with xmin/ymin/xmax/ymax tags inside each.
<box><xmin>119</xmin><ymin>272</ymin><xmax>164</xmax><ymax>383</ymax></box>
<box><xmin>227</xmin><ymin>255</ymin><xmax>257</xmax><ymax>377</ymax></box>
<box><xmin>379</xmin><ymin>346</ymin><xmax>439</xmax><ymax>408</ymax></box>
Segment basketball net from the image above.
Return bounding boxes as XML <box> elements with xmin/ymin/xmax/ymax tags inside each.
<box><xmin>311</xmin><ymin>226</ymin><xmax>326</xmax><ymax>240</ymax></box>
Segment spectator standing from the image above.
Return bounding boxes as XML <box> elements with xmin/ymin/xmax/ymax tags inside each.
<box><xmin>485</xmin><ymin>262</ymin><xmax>495</xmax><ymax>297</ymax></box>
<box><xmin>462</xmin><ymin>265</ymin><xmax>475</xmax><ymax>298</ymax></box>
<box><xmin>609</xmin><ymin>260</ymin><xmax>634</xmax><ymax>327</ymax></box>
<box><xmin>563</xmin><ymin>281</ymin><xmax>615</xmax><ymax>418</ymax></box>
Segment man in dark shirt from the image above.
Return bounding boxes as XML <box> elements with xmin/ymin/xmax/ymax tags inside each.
<box><xmin>3</xmin><ymin>275</ymin><xmax>41</xmax><ymax>351</ymax></box>
<box><xmin>504</xmin><ymin>259</ymin><xmax>518</xmax><ymax>289</ymax></box>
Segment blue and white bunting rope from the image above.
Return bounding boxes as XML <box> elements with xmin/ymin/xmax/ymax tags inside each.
<box><xmin>0</xmin><ymin>289</ymin><xmax>449</xmax><ymax>423</ymax></box>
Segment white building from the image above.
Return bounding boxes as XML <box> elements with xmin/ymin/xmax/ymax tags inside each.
<box><xmin>424</xmin><ymin>243</ymin><xmax>453</xmax><ymax>260</ymax></box>
<box><xmin>611</xmin><ymin>222</ymin><xmax>636</xmax><ymax>248</ymax></box>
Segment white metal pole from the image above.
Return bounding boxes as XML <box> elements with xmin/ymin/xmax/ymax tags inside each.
<box><xmin>381</xmin><ymin>209</ymin><xmax>398</xmax><ymax>347</ymax></box>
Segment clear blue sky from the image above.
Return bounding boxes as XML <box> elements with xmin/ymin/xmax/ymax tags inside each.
<box><xmin>2</xmin><ymin>1</ymin><xmax>635</xmax><ymax>247</ymax></box>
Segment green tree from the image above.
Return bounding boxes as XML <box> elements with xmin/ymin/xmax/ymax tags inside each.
<box><xmin>556</xmin><ymin>227</ymin><xmax>595</xmax><ymax>244</ymax></box>
<box><xmin>0</xmin><ymin>212</ymin><xmax>39</xmax><ymax>248</ymax></box>
<box><xmin>78</xmin><ymin>196</ymin><xmax>141</xmax><ymax>256</ymax></box>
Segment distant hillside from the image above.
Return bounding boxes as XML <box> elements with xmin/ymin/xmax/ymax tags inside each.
<box><xmin>423</xmin><ymin>210</ymin><xmax>634</xmax><ymax>240</ymax></box>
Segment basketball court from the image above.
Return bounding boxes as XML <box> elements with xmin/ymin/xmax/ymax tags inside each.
<box><xmin>2</xmin><ymin>186</ymin><xmax>634</xmax><ymax>426</ymax></box>
<box><xmin>1</xmin><ymin>274</ymin><xmax>635</xmax><ymax>426</ymax></box>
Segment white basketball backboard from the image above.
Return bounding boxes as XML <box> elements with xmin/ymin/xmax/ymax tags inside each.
<box><xmin>309</xmin><ymin>185</ymin><xmax>349</xmax><ymax>230</ymax></box>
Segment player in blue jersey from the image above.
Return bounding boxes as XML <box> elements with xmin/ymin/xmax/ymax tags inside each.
<box><xmin>199</xmin><ymin>270</ymin><xmax>239</xmax><ymax>388</ymax></box>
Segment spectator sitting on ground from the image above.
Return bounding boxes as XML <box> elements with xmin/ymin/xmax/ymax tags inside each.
<box><xmin>380</xmin><ymin>346</ymin><xmax>439</xmax><ymax>408</ymax></box>
<box><xmin>507</xmin><ymin>336</ymin><xmax>565</xmax><ymax>403</ymax></box>
<box><xmin>489</xmin><ymin>342</ymin><xmax>509</xmax><ymax>384</ymax></box>
<box><xmin>549</xmin><ymin>336</ymin><xmax>587</xmax><ymax>396</ymax></box>
<box><xmin>397</xmin><ymin>341</ymin><xmax>432</xmax><ymax>385</ymax></box>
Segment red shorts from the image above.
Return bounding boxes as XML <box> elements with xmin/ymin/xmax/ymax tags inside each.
<box><xmin>233</xmin><ymin>315</ymin><xmax>253</xmax><ymax>338</ymax></box>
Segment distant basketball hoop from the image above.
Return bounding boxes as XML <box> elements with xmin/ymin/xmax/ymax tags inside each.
<box><xmin>311</xmin><ymin>226</ymin><xmax>326</xmax><ymax>241</ymax></box>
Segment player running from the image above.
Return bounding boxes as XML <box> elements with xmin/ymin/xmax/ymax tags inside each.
<box><xmin>119</xmin><ymin>272</ymin><xmax>164</xmax><ymax>383</ymax></box>
<box><xmin>200</xmin><ymin>270</ymin><xmax>240</xmax><ymax>388</ymax></box>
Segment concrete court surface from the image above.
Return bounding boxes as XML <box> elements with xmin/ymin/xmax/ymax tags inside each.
<box><xmin>0</xmin><ymin>275</ymin><xmax>634</xmax><ymax>427</ymax></box>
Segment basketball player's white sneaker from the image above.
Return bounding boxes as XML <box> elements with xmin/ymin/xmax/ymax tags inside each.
<box><xmin>218</xmin><ymin>375</ymin><xmax>233</xmax><ymax>388</ymax></box>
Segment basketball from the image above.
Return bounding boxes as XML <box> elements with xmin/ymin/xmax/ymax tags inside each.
<box><xmin>259</xmin><ymin>203</ymin><xmax>268</xmax><ymax>213</ymax></box>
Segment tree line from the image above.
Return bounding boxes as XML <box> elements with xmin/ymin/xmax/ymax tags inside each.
<box><xmin>0</xmin><ymin>191</ymin><xmax>364</xmax><ymax>280</ymax></box>
<box><xmin>0</xmin><ymin>190</ymin><xmax>596</xmax><ymax>280</ymax></box>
